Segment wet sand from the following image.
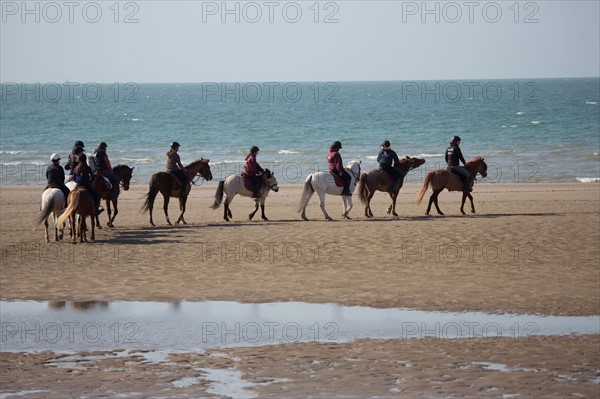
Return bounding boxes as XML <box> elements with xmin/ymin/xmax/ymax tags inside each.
<box><xmin>1</xmin><ymin>182</ymin><xmax>599</xmax><ymax>397</ymax></box>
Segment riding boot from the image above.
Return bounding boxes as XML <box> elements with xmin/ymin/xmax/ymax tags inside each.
<box><xmin>388</xmin><ymin>178</ymin><xmax>399</xmax><ymax>194</ymax></box>
<box><xmin>462</xmin><ymin>177</ymin><xmax>472</xmax><ymax>193</ymax></box>
<box><xmin>342</xmin><ymin>183</ymin><xmax>351</xmax><ymax>196</ymax></box>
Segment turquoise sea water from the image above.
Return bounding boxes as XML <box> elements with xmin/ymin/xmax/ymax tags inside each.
<box><xmin>1</xmin><ymin>78</ymin><xmax>598</xmax><ymax>184</ymax></box>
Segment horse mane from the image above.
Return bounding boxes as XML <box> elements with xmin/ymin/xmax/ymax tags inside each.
<box><xmin>184</xmin><ymin>158</ymin><xmax>207</xmax><ymax>169</ymax></box>
<box><xmin>466</xmin><ymin>156</ymin><xmax>485</xmax><ymax>165</ymax></box>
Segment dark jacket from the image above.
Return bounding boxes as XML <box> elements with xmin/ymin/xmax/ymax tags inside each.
<box><xmin>46</xmin><ymin>164</ymin><xmax>65</xmax><ymax>185</ymax></box>
<box><xmin>445</xmin><ymin>145</ymin><xmax>466</xmax><ymax>167</ymax></box>
<box><xmin>377</xmin><ymin>149</ymin><xmax>400</xmax><ymax>168</ymax></box>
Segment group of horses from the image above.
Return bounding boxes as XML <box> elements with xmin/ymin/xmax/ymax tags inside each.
<box><xmin>34</xmin><ymin>155</ymin><xmax>488</xmax><ymax>243</ymax></box>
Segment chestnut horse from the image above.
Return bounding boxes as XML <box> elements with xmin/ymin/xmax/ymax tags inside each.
<box><xmin>92</xmin><ymin>164</ymin><xmax>134</xmax><ymax>228</ymax></box>
<box><xmin>357</xmin><ymin>156</ymin><xmax>426</xmax><ymax>218</ymax></box>
<box><xmin>416</xmin><ymin>157</ymin><xmax>488</xmax><ymax>215</ymax></box>
<box><xmin>56</xmin><ymin>187</ymin><xmax>96</xmax><ymax>243</ymax></box>
<box><xmin>141</xmin><ymin>158</ymin><xmax>212</xmax><ymax>226</ymax></box>
<box><xmin>210</xmin><ymin>169</ymin><xmax>279</xmax><ymax>221</ymax></box>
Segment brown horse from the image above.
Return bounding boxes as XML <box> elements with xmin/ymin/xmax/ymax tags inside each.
<box><xmin>56</xmin><ymin>187</ymin><xmax>96</xmax><ymax>243</ymax></box>
<box><xmin>416</xmin><ymin>157</ymin><xmax>488</xmax><ymax>215</ymax></box>
<box><xmin>141</xmin><ymin>159</ymin><xmax>212</xmax><ymax>226</ymax></box>
<box><xmin>357</xmin><ymin>156</ymin><xmax>426</xmax><ymax>218</ymax></box>
<box><xmin>92</xmin><ymin>164</ymin><xmax>134</xmax><ymax>228</ymax></box>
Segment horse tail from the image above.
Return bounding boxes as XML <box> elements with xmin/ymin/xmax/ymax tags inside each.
<box><xmin>34</xmin><ymin>193</ymin><xmax>59</xmax><ymax>226</ymax></box>
<box><xmin>416</xmin><ymin>171</ymin><xmax>434</xmax><ymax>205</ymax></box>
<box><xmin>140</xmin><ymin>180</ymin><xmax>159</xmax><ymax>214</ymax></box>
<box><xmin>357</xmin><ymin>173</ymin><xmax>369</xmax><ymax>205</ymax></box>
<box><xmin>56</xmin><ymin>191</ymin><xmax>78</xmax><ymax>229</ymax></box>
<box><xmin>210</xmin><ymin>180</ymin><xmax>225</xmax><ymax>209</ymax></box>
<box><xmin>297</xmin><ymin>175</ymin><xmax>314</xmax><ymax>213</ymax></box>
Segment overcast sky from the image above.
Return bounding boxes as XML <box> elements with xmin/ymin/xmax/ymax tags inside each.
<box><xmin>1</xmin><ymin>1</ymin><xmax>599</xmax><ymax>82</ymax></box>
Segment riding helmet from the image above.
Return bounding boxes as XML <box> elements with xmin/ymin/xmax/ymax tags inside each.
<box><xmin>451</xmin><ymin>136</ymin><xmax>461</xmax><ymax>143</ymax></box>
<box><xmin>332</xmin><ymin>141</ymin><xmax>342</xmax><ymax>149</ymax></box>
<box><xmin>98</xmin><ymin>142</ymin><xmax>108</xmax><ymax>149</ymax></box>
<box><xmin>171</xmin><ymin>142</ymin><xmax>181</xmax><ymax>148</ymax></box>
<box><xmin>50</xmin><ymin>153</ymin><xmax>61</xmax><ymax>162</ymax></box>
<box><xmin>74</xmin><ymin>140</ymin><xmax>85</xmax><ymax>148</ymax></box>
<box><xmin>381</xmin><ymin>140</ymin><xmax>391</xmax><ymax>148</ymax></box>
<box><xmin>251</xmin><ymin>146</ymin><xmax>260</xmax><ymax>153</ymax></box>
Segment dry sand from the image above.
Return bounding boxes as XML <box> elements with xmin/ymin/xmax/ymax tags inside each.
<box><xmin>1</xmin><ymin>182</ymin><xmax>599</xmax><ymax>397</ymax></box>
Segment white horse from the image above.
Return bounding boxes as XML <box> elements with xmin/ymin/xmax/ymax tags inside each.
<box><xmin>33</xmin><ymin>188</ymin><xmax>66</xmax><ymax>243</ymax></box>
<box><xmin>298</xmin><ymin>160</ymin><xmax>362</xmax><ymax>221</ymax></box>
<box><xmin>210</xmin><ymin>169</ymin><xmax>279</xmax><ymax>221</ymax></box>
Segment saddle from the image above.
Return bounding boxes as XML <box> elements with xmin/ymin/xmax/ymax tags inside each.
<box><xmin>242</xmin><ymin>174</ymin><xmax>260</xmax><ymax>192</ymax></box>
<box><xmin>47</xmin><ymin>183</ymin><xmax>60</xmax><ymax>189</ymax></box>
<box><xmin>378</xmin><ymin>168</ymin><xmax>393</xmax><ymax>185</ymax></box>
<box><xmin>172</xmin><ymin>175</ymin><xmax>182</xmax><ymax>189</ymax></box>
<box><xmin>330</xmin><ymin>172</ymin><xmax>344</xmax><ymax>187</ymax></box>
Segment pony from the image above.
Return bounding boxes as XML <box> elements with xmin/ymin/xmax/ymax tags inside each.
<box><xmin>210</xmin><ymin>169</ymin><xmax>279</xmax><ymax>221</ymax></box>
<box><xmin>92</xmin><ymin>164</ymin><xmax>134</xmax><ymax>228</ymax></box>
<box><xmin>141</xmin><ymin>159</ymin><xmax>212</xmax><ymax>226</ymax></box>
<box><xmin>357</xmin><ymin>156</ymin><xmax>426</xmax><ymax>218</ymax></box>
<box><xmin>416</xmin><ymin>156</ymin><xmax>488</xmax><ymax>215</ymax></box>
<box><xmin>298</xmin><ymin>160</ymin><xmax>362</xmax><ymax>221</ymax></box>
<box><xmin>56</xmin><ymin>187</ymin><xmax>96</xmax><ymax>243</ymax></box>
<box><xmin>33</xmin><ymin>188</ymin><xmax>66</xmax><ymax>243</ymax></box>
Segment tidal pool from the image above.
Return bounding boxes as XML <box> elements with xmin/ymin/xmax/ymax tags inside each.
<box><xmin>1</xmin><ymin>300</ymin><xmax>598</xmax><ymax>353</ymax></box>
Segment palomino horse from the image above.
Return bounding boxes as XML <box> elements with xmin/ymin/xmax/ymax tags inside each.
<box><xmin>92</xmin><ymin>164</ymin><xmax>134</xmax><ymax>228</ymax></box>
<box><xmin>298</xmin><ymin>160</ymin><xmax>362</xmax><ymax>221</ymax></box>
<box><xmin>56</xmin><ymin>188</ymin><xmax>96</xmax><ymax>243</ymax></box>
<box><xmin>417</xmin><ymin>156</ymin><xmax>488</xmax><ymax>215</ymax></box>
<box><xmin>357</xmin><ymin>156</ymin><xmax>426</xmax><ymax>218</ymax></box>
<box><xmin>34</xmin><ymin>188</ymin><xmax>66</xmax><ymax>243</ymax></box>
<box><xmin>141</xmin><ymin>159</ymin><xmax>212</xmax><ymax>226</ymax></box>
<box><xmin>210</xmin><ymin>169</ymin><xmax>279</xmax><ymax>221</ymax></box>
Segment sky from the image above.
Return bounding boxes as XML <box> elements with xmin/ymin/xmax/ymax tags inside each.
<box><xmin>1</xmin><ymin>0</ymin><xmax>599</xmax><ymax>82</ymax></box>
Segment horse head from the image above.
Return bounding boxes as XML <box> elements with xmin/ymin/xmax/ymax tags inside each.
<box><xmin>186</xmin><ymin>158</ymin><xmax>213</xmax><ymax>181</ymax></box>
<box><xmin>261</xmin><ymin>169</ymin><xmax>279</xmax><ymax>192</ymax></box>
<box><xmin>346</xmin><ymin>160</ymin><xmax>362</xmax><ymax>180</ymax></box>
<box><xmin>468</xmin><ymin>156</ymin><xmax>487</xmax><ymax>178</ymax></box>
<box><xmin>115</xmin><ymin>164</ymin><xmax>134</xmax><ymax>191</ymax></box>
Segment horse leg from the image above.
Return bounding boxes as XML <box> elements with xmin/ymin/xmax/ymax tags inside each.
<box><xmin>387</xmin><ymin>192</ymin><xmax>399</xmax><ymax>217</ymax></box>
<box><xmin>223</xmin><ymin>197</ymin><xmax>231</xmax><ymax>222</ymax></box>
<box><xmin>249</xmin><ymin>199</ymin><xmax>259</xmax><ymax>221</ymax></box>
<box><xmin>176</xmin><ymin>197</ymin><xmax>187</xmax><ymax>225</ymax></box>
<box><xmin>365</xmin><ymin>190</ymin><xmax>375</xmax><ymax>218</ymax></box>
<box><xmin>70</xmin><ymin>214</ymin><xmax>77</xmax><ymax>244</ymax></box>
<box><xmin>163</xmin><ymin>195</ymin><xmax>172</xmax><ymax>225</ymax></box>
<box><xmin>56</xmin><ymin>214</ymin><xmax>63</xmax><ymax>241</ymax></box>
<box><xmin>300</xmin><ymin>191</ymin><xmax>314</xmax><ymax>221</ymax></box>
<box><xmin>90</xmin><ymin>215</ymin><xmax>96</xmax><ymax>241</ymax></box>
<box><xmin>343</xmin><ymin>196</ymin><xmax>353</xmax><ymax>219</ymax></box>
<box><xmin>317</xmin><ymin>191</ymin><xmax>332</xmax><ymax>221</ymax></box>
<box><xmin>44</xmin><ymin>218</ymin><xmax>50</xmax><ymax>243</ymax></box>
<box><xmin>260</xmin><ymin>198</ymin><xmax>269</xmax><ymax>221</ymax></box>
<box><xmin>460</xmin><ymin>193</ymin><xmax>468</xmax><ymax>214</ymax></box>
<box><xmin>109</xmin><ymin>199</ymin><xmax>118</xmax><ymax>227</ymax></box>
<box><xmin>467</xmin><ymin>193</ymin><xmax>476</xmax><ymax>214</ymax></box>
<box><xmin>432</xmin><ymin>189</ymin><xmax>445</xmax><ymax>215</ymax></box>
<box><xmin>79</xmin><ymin>216</ymin><xmax>85</xmax><ymax>243</ymax></box>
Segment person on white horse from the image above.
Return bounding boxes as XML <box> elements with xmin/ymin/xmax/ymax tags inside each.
<box><xmin>243</xmin><ymin>146</ymin><xmax>265</xmax><ymax>198</ymax></box>
<box><xmin>44</xmin><ymin>153</ymin><xmax>70</xmax><ymax>207</ymax></box>
<box><xmin>327</xmin><ymin>141</ymin><xmax>351</xmax><ymax>196</ymax></box>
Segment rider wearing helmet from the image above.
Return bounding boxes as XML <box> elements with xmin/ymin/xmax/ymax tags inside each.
<box><xmin>166</xmin><ymin>142</ymin><xmax>189</xmax><ymax>197</ymax></box>
<box><xmin>45</xmin><ymin>153</ymin><xmax>70</xmax><ymax>207</ymax></box>
<box><xmin>377</xmin><ymin>140</ymin><xmax>401</xmax><ymax>192</ymax></box>
<box><xmin>93</xmin><ymin>142</ymin><xmax>120</xmax><ymax>199</ymax></box>
<box><xmin>243</xmin><ymin>146</ymin><xmax>265</xmax><ymax>198</ymax></box>
<box><xmin>445</xmin><ymin>136</ymin><xmax>472</xmax><ymax>193</ymax></box>
<box><xmin>75</xmin><ymin>153</ymin><xmax>103</xmax><ymax>215</ymax></box>
<box><xmin>64</xmin><ymin>141</ymin><xmax>85</xmax><ymax>179</ymax></box>
<box><xmin>327</xmin><ymin>141</ymin><xmax>351</xmax><ymax>196</ymax></box>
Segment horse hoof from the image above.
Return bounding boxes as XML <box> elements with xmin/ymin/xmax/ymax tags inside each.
<box><xmin>471</xmin><ymin>210</ymin><xmax>476</xmax><ymax>214</ymax></box>
<box><xmin>302</xmin><ymin>217</ymin><xmax>308</xmax><ymax>221</ymax></box>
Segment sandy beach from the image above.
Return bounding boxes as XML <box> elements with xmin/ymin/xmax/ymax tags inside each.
<box><xmin>1</xmin><ymin>182</ymin><xmax>599</xmax><ymax>397</ymax></box>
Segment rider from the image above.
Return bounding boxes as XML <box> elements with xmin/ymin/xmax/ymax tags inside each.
<box><xmin>64</xmin><ymin>141</ymin><xmax>85</xmax><ymax>180</ymax></box>
<box><xmin>328</xmin><ymin>141</ymin><xmax>351</xmax><ymax>196</ymax></box>
<box><xmin>75</xmin><ymin>153</ymin><xmax>103</xmax><ymax>215</ymax></box>
<box><xmin>45</xmin><ymin>153</ymin><xmax>71</xmax><ymax>207</ymax></box>
<box><xmin>377</xmin><ymin>140</ymin><xmax>401</xmax><ymax>192</ymax></box>
<box><xmin>243</xmin><ymin>146</ymin><xmax>265</xmax><ymax>198</ymax></box>
<box><xmin>93</xmin><ymin>142</ymin><xmax>120</xmax><ymax>199</ymax></box>
<box><xmin>166</xmin><ymin>142</ymin><xmax>189</xmax><ymax>197</ymax></box>
<box><xmin>445</xmin><ymin>135</ymin><xmax>472</xmax><ymax>193</ymax></box>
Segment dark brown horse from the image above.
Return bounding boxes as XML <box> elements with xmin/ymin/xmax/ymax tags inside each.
<box><xmin>357</xmin><ymin>156</ymin><xmax>426</xmax><ymax>218</ymax></box>
<box><xmin>417</xmin><ymin>156</ymin><xmax>488</xmax><ymax>215</ymax></box>
<box><xmin>92</xmin><ymin>164</ymin><xmax>134</xmax><ymax>228</ymax></box>
<box><xmin>141</xmin><ymin>159</ymin><xmax>212</xmax><ymax>226</ymax></box>
<box><xmin>56</xmin><ymin>187</ymin><xmax>96</xmax><ymax>243</ymax></box>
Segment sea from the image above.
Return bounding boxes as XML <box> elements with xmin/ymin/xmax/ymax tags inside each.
<box><xmin>1</xmin><ymin>78</ymin><xmax>598</xmax><ymax>185</ymax></box>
